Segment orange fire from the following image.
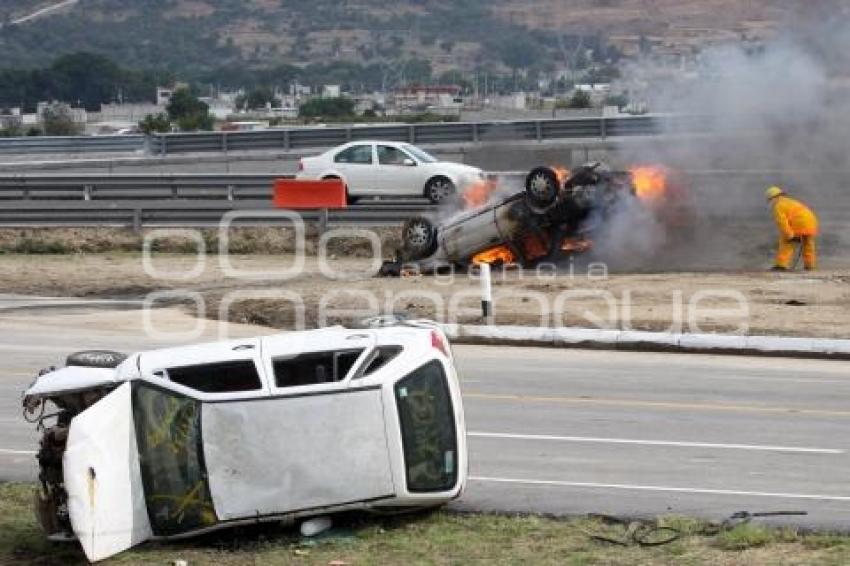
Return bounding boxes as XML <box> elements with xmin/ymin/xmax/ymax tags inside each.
<box><xmin>462</xmin><ymin>179</ymin><xmax>498</xmax><ymax>209</ymax></box>
<box><xmin>561</xmin><ymin>237</ymin><xmax>594</xmax><ymax>253</ymax></box>
<box><xmin>630</xmin><ymin>165</ymin><xmax>669</xmax><ymax>202</ymax></box>
<box><xmin>551</xmin><ymin>166</ymin><xmax>570</xmax><ymax>185</ymax></box>
<box><xmin>472</xmin><ymin>245</ymin><xmax>516</xmax><ymax>266</ymax></box>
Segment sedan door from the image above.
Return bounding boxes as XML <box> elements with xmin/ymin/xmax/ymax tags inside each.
<box><xmin>374</xmin><ymin>144</ymin><xmax>428</xmax><ymax>196</ymax></box>
<box><xmin>331</xmin><ymin>143</ymin><xmax>376</xmax><ymax>195</ymax></box>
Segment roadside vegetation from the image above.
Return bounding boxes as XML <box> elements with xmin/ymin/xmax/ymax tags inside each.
<box><xmin>2</xmin><ymin>483</ymin><xmax>849</xmax><ymax>565</ymax></box>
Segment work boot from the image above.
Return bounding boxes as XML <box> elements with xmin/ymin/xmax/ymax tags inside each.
<box><xmin>770</xmin><ymin>266</ymin><xmax>788</xmax><ymax>272</ymax></box>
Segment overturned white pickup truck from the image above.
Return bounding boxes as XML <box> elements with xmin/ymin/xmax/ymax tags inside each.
<box><xmin>22</xmin><ymin>321</ymin><xmax>467</xmax><ymax>562</ymax></box>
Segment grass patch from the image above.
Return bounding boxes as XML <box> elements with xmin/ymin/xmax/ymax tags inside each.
<box><xmin>0</xmin><ymin>228</ymin><xmax>401</xmax><ymax>257</ymax></box>
<box><xmin>3</xmin><ymin>483</ymin><xmax>850</xmax><ymax>565</ymax></box>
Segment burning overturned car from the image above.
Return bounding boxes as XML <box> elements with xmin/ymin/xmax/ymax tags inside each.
<box><xmin>23</xmin><ymin>322</ymin><xmax>466</xmax><ymax>562</ymax></box>
<box><xmin>382</xmin><ymin>161</ymin><xmax>687</xmax><ymax>274</ymax></box>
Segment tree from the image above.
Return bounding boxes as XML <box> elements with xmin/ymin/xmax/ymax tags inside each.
<box><xmin>567</xmin><ymin>89</ymin><xmax>592</xmax><ymax>109</ymax></box>
<box><xmin>299</xmin><ymin>96</ymin><xmax>356</xmax><ymax>119</ymax></box>
<box><xmin>244</xmin><ymin>87</ymin><xmax>278</xmax><ymax>110</ymax></box>
<box><xmin>138</xmin><ymin>113</ymin><xmax>171</xmax><ymax>134</ymax></box>
<box><xmin>604</xmin><ymin>93</ymin><xmax>629</xmax><ymax>110</ymax></box>
<box><xmin>41</xmin><ymin>103</ymin><xmax>82</xmax><ymax>136</ymax></box>
<box><xmin>166</xmin><ymin>88</ymin><xmax>214</xmax><ymax>131</ymax></box>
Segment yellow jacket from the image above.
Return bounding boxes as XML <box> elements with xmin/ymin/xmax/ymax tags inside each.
<box><xmin>772</xmin><ymin>196</ymin><xmax>818</xmax><ymax>239</ymax></box>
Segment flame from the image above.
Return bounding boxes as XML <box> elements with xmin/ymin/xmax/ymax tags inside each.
<box><xmin>551</xmin><ymin>166</ymin><xmax>570</xmax><ymax>185</ymax></box>
<box><xmin>630</xmin><ymin>166</ymin><xmax>668</xmax><ymax>202</ymax></box>
<box><xmin>462</xmin><ymin>179</ymin><xmax>498</xmax><ymax>209</ymax></box>
<box><xmin>472</xmin><ymin>245</ymin><xmax>516</xmax><ymax>266</ymax></box>
<box><xmin>561</xmin><ymin>237</ymin><xmax>594</xmax><ymax>253</ymax></box>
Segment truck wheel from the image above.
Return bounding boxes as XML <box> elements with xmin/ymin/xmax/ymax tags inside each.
<box><xmin>402</xmin><ymin>216</ymin><xmax>438</xmax><ymax>259</ymax></box>
<box><xmin>66</xmin><ymin>350</ymin><xmax>127</xmax><ymax>369</ymax></box>
<box><xmin>525</xmin><ymin>167</ymin><xmax>559</xmax><ymax>212</ymax></box>
<box><xmin>424</xmin><ymin>177</ymin><xmax>455</xmax><ymax>204</ymax></box>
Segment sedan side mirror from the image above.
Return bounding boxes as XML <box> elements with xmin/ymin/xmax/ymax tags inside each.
<box><xmin>403</xmin><ymin>158</ymin><xmax>416</xmax><ymax>166</ymax></box>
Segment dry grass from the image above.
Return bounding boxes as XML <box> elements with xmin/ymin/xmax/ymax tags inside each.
<box><xmin>3</xmin><ymin>483</ymin><xmax>850</xmax><ymax>565</ymax></box>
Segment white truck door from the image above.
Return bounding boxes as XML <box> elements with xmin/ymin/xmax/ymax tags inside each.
<box><xmin>63</xmin><ymin>383</ymin><xmax>152</xmax><ymax>562</ymax></box>
<box><xmin>201</xmin><ymin>330</ymin><xmax>394</xmax><ymax>519</ymax></box>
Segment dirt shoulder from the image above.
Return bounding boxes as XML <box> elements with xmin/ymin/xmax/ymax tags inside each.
<box><xmin>1</xmin><ymin>253</ymin><xmax>849</xmax><ymax>339</ymax></box>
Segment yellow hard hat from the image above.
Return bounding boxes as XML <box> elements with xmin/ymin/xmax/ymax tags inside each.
<box><xmin>765</xmin><ymin>186</ymin><xmax>784</xmax><ymax>200</ymax></box>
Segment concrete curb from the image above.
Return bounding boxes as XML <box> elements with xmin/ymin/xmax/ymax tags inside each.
<box><xmin>441</xmin><ymin>324</ymin><xmax>850</xmax><ymax>360</ymax></box>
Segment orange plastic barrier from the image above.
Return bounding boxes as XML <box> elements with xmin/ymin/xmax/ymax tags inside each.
<box><xmin>273</xmin><ymin>178</ymin><xmax>347</xmax><ymax>209</ymax></box>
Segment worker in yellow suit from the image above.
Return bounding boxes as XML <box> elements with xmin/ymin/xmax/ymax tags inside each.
<box><xmin>765</xmin><ymin>186</ymin><xmax>819</xmax><ymax>271</ymax></box>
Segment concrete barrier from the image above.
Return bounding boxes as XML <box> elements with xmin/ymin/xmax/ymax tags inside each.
<box><xmin>443</xmin><ymin>324</ymin><xmax>850</xmax><ymax>360</ymax></box>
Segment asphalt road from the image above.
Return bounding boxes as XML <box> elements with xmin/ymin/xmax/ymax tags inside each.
<box><xmin>1</xmin><ymin>303</ymin><xmax>849</xmax><ymax>530</ymax></box>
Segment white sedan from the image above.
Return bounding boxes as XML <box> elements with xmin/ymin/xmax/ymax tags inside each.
<box><xmin>297</xmin><ymin>141</ymin><xmax>484</xmax><ymax>204</ymax></box>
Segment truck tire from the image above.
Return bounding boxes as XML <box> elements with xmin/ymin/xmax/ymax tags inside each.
<box><xmin>65</xmin><ymin>350</ymin><xmax>127</xmax><ymax>369</ymax></box>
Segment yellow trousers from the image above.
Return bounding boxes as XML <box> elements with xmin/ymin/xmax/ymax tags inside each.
<box><xmin>775</xmin><ymin>236</ymin><xmax>816</xmax><ymax>270</ymax></box>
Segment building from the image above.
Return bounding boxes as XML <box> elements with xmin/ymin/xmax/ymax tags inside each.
<box><xmin>391</xmin><ymin>85</ymin><xmax>463</xmax><ymax>111</ymax></box>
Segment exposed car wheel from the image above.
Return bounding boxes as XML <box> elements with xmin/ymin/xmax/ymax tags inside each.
<box><xmin>424</xmin><ymin>177</ymin><xmax>456</xmax><ymax>204</ymax></box>
<box><xmin>402</xmin><ymin>216</ymin><xmax>438</xmax><ymax>259</ymax></box>
<box><xmin>66</xmin><ymin>350</ymin><xmax>127</xmax><ymax>369</ymax></box>
<box><xmin>525</xmin><ymin>167</ymin><xmax>560</xmax><ymax>212</ymax></box>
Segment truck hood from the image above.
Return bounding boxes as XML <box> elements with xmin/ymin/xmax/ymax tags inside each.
<box><xmin>24</xmin><ymin>366</ymin><xmax>122</xmax><ymax>399</ymax></box>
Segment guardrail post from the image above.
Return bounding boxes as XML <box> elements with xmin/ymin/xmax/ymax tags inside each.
<box><xmin>600</xmin><ymin>118</ymin><xmax>607</xmax><ymax>140</ymax></box>
<box><xmin>222</xmin><ymin>133</ymin><xmax>229</xmax><ymax>154</ymax></box>
<box><xmin>160</xmin><ymin>136</ymin><xmax>167</xmax><ymax>156</ymax></box>
<box><xmin>345</xmin><ymin>127</ymin><xmax>352</xmax><ymax>142</ymax></box>
<box><xmin>472</xmin><ymin>123</ymin><xmax>479</xmax><ymax>143</ymax></box>
<box><xmin>83</xmin><ymin>184</ymin><xmax>93</xmax><ymax>201</ymax></box>
<box><xmin>227</xmin><ymin>185</ymin><xmax>235</xmax><ymax>201</ymax></box>
<box><xmin>132</xmin><ymin>209</ymin><xmax>142</xmax><ymax>234</ymax></box>
<box><xmin>318</xmin><ymin>208</ymin><xmax>329</xmax><ymax>236</ymax></box>
<box><xmin>409</xmin><ymin>125</ymin><xmax>416</xmax><ymax>144</ymax></box>
<box><xmin>535</xmin><ymin>121</ymin><xmax>542</xmax><ymax>142</ymax></box>
<box><xmin>283</xmin><ymin>130</ymin><xmax>291</xmax><ymax>150</ymax></box>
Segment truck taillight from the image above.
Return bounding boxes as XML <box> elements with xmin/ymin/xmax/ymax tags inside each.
<box><xmin>431</xmin><ymin>330</ymin><xmax>449</xmax><ymax>357</ymax></box>
<box><xmin>298</xmin><ymin>159</ymin><xmax>304</xmax><ymax>172</ymax></box>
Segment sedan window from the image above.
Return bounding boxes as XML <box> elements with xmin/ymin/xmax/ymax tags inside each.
<box><xmin>402</xmin><ymin>144</ymin><xmax>438</xmax><ymax>163</ymax></box>
<box><xmin>378</xmin><ymin>145</ymin><xmax>412</xmax><ymax>165</ymax></box>
<box><xmin>334</xmin><ymin>145</ymin><xmax>373</xmax><ymax>164</ymax></box>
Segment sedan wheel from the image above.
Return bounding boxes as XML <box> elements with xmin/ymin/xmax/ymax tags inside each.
<box><xmin>401</xmin><ymin>216</ymin><xmax>438</xmax><ymax>259</ymax></box>
<box><xmin>425</xmin><ymin>177</ymin><xmax>456</xmax><ymax>204</ymax></box>
<box><xmin>525</xmin><ymin>167</ymin><xmax>559</xmax><ymax>212</ymax></box>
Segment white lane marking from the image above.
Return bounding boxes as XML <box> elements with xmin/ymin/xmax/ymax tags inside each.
<box><xmin>470</xmin><ymin>476</ymin><xmax>850</xmax><ymax>502</ymax></box>
<box><xmin>0</xmin><ymin>449</ymin><xmax>36</xmax><ymax>456</ymax></box>
<box><xmin>468</xmin><ymin>432</ymin><xmax>844</xmax><ymax>454</ymax></box>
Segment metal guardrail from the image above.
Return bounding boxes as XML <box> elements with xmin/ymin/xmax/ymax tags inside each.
<box><xmin>0</xmin><ymin>200</ymin><xmax>428</xmax><ymax>229</ymax></box>
<box><xmin>148</xmin><ymin>116</ymin><xmax>681</xmax><ymax>155</ymax></box>
<box><xmin>0</xmin><ymin>115</ymin><xmax>713</xmax><ymax>158</ymax></box>
<box><xmin>0</xmin><ymin>135</ymin><xmax>144</xmax><ymax>155</ymax></box>
<box><xmin>0</xmin><ymin>174</ymin><xmax>282</xmax><ymax>200</ymax></box>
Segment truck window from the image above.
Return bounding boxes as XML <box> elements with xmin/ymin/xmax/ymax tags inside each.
<box><xmin>357</xmin><ymin>346</ymin><xmax>403</xmax><ymax>378</ymax></box>
<box><xmin>166</xmin><ymin>360</ymin><xmax>262</xmax><ymax>393</ymax></box>
<box><xmin>273</xmin><ymin>349</ymin><xmax>364</xmax><ymax>388</ymax></box>
<box><xmin>394</xmin><ymin>360</ymin><xmax>458</xmax><ymax>492</ymax></box>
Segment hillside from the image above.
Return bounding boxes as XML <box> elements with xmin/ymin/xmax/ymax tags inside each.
<box><xmin>0</xmin><ymin>0</ymin><xmax>801</xmax><ymax>75</ymax></box>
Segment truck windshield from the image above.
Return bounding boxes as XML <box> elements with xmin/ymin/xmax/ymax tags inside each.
<box><xmin>394</xmin><ymin>360</ymin><xmax>457</xmax><ymax>492</ymax></box>
<box><xmin>402</xmin><ymin>144</ymin><xmax>438</xmax><ymax>164</ymax></box>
